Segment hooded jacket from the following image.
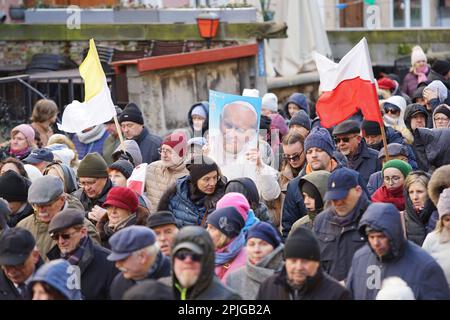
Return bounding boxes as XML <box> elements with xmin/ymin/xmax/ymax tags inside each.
<box><xmin>47</xmin><ymin>236</ymin><xmax>119</xmax><ymax>300</ymax></box>
<box><xmin>347</xmin><ymin>203</ymin><xmax>450</xmax><ymax>300</ymax></box>
<box><xmin>283</xmin><ymin>93</ymin><xmax>309</xmax><ymax>119</ymax></box>
<box><xmin>313</xmin><ymin>192</ymin><xmax>371</xmax><ymax>282</ymax></box>
<box><xmin>109</xmin><ymin>250</ymin><xmax>171</xmax><ymax>300</ymax></box>
<box><xmin>164</xmin><ymin>226</ymin><xmax>241</xmax><ymax>300</ymax></box>
<box><xmin>158</xmin><ymin>175</ymin><xmax>225</xmax><ymax>228</ymax></box>
<box><xmin>225</xmin><ymin>244</ymin><xmax>285</xmax><ymax>300</ymax></box>
<box><xmin>188</xmin><ymin>101</ymin><xmax>209</xmax><ymax>136</ymax></box>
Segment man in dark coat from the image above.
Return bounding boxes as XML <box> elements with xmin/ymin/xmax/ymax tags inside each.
<box><xmin>46</xmin><ymin>209</ymin><xmax>118</xmax><ymax>300</ymax></box>
<box><xmin>160</xmin><ymin>226</ymin><xmax>241</xmax><ymax>300</ymax></box>
<box><xmin>332</xmin><ymin>120</ymin><xmax>381</xmax><ymax>185</ymax></box>
<box><xmin>0</xmin><ymin>228</ymin><xmax>42</xmax><ymax>300</ymax></box>
<box><xmin>108</xmin><ymin>225</ymin><xmax>170</xmax><ymax>300</ymax></box>
<box><xmin>118</xmin><ymin>102</ymin><xmax>162</xmax><ymax>164</ymax></box>
<box><xmin>347</xmin><ymin>202</ymin><xmax>450</xmax><ymax>300</ymax></box>
<box><xmin>313</xmin><ymin>168</ymin><xmax>371</xmax><ymax>282</ymax></box>
<box><xmin>256</xmin><ymin>227</ymin><xmax>351</xmax><ymax>300</ymax></box>
<box><xmin>410</xmin><ymin>127</ymin><xmax>450</xmax><ymax>173</ymax></box>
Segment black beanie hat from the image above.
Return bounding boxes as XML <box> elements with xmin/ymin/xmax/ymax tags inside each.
<box><xmin>109</xmin><ymin>159</ymin><xmax>134</xmax><ymax>179</ymax></box>
<box><xmin>118</xmin><ymin>103</ymin><xmax>144</xmax><ymax>125</ymax></box>
<box><xmin>361</xmin><ymin>120</ymin><xmax>382</xmax><ymax>136</ymax></box>
<box><xmin>284</xmin><ymin>227</ymin><xmax>320</xmax><ymax>261</ymax></box>
<box><xmin>432</xmin><ymin>60</ymin><xmax>450</xmax><ymax>76</ymax></box>
<box><xmin>186</xmin><ymin>155</ymin><xmax>219</xmax><ymax>185</ymax></box>
<box><xmin>434</xmin><ymin>104</ymin><xmax>450</xmax><ymax>119</ymax></box>
<box><xmin>77</xmin><ymin>152</ymin><xmax>108</xmax><ymax>178</ymax></box>
<box><xmin>0</xmin><ymin>170</ymin><xmax>30</xmax><ymax>202</ymax></box>
<box><xmin>206</xmin><ymin>206</ymin><xmax>245</xmax><ymax>239</ymax></box>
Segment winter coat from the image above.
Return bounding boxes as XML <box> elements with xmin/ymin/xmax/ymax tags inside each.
<box><xmin>404</xmin><ymin>196</ymin><xmax>439</xmax><ymax>246</ymax></box>
<box><xmin>256</xmin><ymin>267</ymin><xmax>351</xmax><ymax>300</ymax></box>
<box><xmin>109</xmin><ymin>250</ymin><xmax>171</xmax><ymax>300</ymax></box>
<box><xmin>215</xmin><ymin>247</ymin><xmax>247</xmax><ymax>284</ymax></box>
<box><xmin>97</xmin><ymin>205</ymin><xmax>149</xmax><ymax>248</ymax></box>
<box><xmin>145</xmin><ymin>160</ymin><xmax>188</xmax><ymax>212</ymax></box>
<box><xmin>158</xmin><ymin>175</ymin><xmax>225</xmax><ymax>228</ymax></box>
<box><xmin>72</xmin><ymin>179</ymin><xmax>114</xmax><ymax>217</ymax></box>
<box><xmin>0</xmin><ymin>258</ymin><xmax>43</xmax><ymax>300</ymax></box>
<box><xmin>102</xmin><ymin>134</ymin><xmax>120</xmax><ymax>165</ymax></box>
<box><xmin>411</xmin><ymin>127</ymin><xmax>450</xmax><ymax>172</ymax></box>
<box><xmin>47</xmin><ymin>236</ymin><xmax>119</xmax><ymax>300</ymax></box>
<box><xmin>7</xmin><ymin>203</ymin><xmax>34</xmax><ymax>227</ymax></box>
<box><xmin>281</xmin><ymin>175</ymin><xmax>307</xmax><ymax>239</ymax></box>
<box><xmin>164</xmin><ymin>226</ymin><xmax>242</xmax><ymax>300</ymax></box>
<box><xmin>188</xmin><ymin>101</ymin><xmax>209</xmax><ymax>137</ymax></box>
<box><xmin>346</xmin><ymin>140</ymin><xmax>381</xmax><ymax>185</ymax></box>
<box><xmin>401</xmin><ymin>72</ymin><xmax>421</xmax><ymax>98</ymax></box>
<box><xmin>72</xmin><ymin>130</ymin><xmax>109</xmax><ymax>160</ymax></box>
<box><xmin>225</xmin><ymin>244</ymin><xmax>284</xmax><ymax>300</ymax></box>
<box><xmin>367</xmin><ymin>171</ymin><xmax>383</xmax><ymax>196</ymax></box>
<box><xmin>17</xmin><ymin>194</ymin><xmax>100</xmax><ymax>259</ymax></box>
<box><xmin>132</xmin><ymin>126</ymin><xmax>162</xmax><ymax>165</ymax></box>
<box><xmin>347</xmin><ymin>203</ymin><xmax>450</xmax><ymax>300</ymax></box>
<box><xmin>422</xmin><ymin>229</ymin><xmax>450</xmax><ymax>288</ymax></box>
<box><xmin>283</xmin><ymin>93</ymin><xmax>309</xmax><ymax>119</ymax></box>
<box><xmin>313</xmin><ymin>193</ymin><xmax>371</xmax><ymax>281</ymax></box>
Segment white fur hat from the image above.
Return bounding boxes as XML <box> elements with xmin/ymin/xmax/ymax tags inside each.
<box><xmin>262</xmin><ymin>93</ymin><xmax>278</xmax><ymax>112</ymax></box>
<box><xmin>411</xmin><ymin>46</ymin><xmax>427</xmax><ymax>66</ymax></box>
<box><xmin>376</xmin><ymin>277</ymin><xmax>415</xmax><ymax>300</ymax></box>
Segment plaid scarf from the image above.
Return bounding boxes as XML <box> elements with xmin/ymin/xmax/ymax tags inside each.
<box><xmin>61</xmin><ymin>236</ymin><xmax>89</xmax><ymax>265</ymax></box>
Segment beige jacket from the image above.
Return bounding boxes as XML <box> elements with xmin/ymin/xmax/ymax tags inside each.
<box><xmin>145</xmin><ymin>160</ymin><xmax>188</xmax><ymax>212</ymax></box>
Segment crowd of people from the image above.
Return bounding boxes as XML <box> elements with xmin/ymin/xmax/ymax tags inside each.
<box><xmin>0</xmin><ymin>46</ymin><xmax>449</xmax><ymax>300</ymax></box>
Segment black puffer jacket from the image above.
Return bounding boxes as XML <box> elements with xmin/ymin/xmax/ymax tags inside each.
<box><xmin>167</xmin><ymin>226</ymin><xmax>241</xmax><ymax>300</ymax></box>
<box><xmin>411</xmin><ymin>127</ymin><xmax>450</xmax><ymax>172</ymax></box>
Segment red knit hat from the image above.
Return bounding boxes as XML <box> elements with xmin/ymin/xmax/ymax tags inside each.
<box><xmin>377</xmin><ymin>77</ymin><xmax>396</xmax><ymax>91</ymax></box>
<box><xmin>162</xmin><ymin>132</ymin><xmax>187</xmax><ymax>158</ymax></box>
<box><xmin>103</xmin><ymin>186</ymin><xmax>138</xmax><ymax>212</ymax></box>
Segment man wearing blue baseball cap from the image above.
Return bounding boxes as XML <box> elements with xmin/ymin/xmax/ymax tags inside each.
<box><xmin>313</xmin><ymin>167</ymin><xmax>371</xmax><ymax>283</ymax></box>
<box><xmin>23</xmin><ymin>148</ymin><xmax>54</xmax><ymax>173</ymax></box>
<box><xmin>107</xmin><ymin>225</ymin><xmax>170</xmax><ymax>300</ymax></box>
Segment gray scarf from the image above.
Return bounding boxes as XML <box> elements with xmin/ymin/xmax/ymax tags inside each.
<box><xmin>77</xmin><ymin>125</ymin><xmax>106</xmax><ymax>144</ymax></box>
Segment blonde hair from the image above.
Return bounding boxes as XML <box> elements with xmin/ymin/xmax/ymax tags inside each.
<box><xmin>404</xmin><ymin>171</ymin><xmax>430</xmax><ymax>196</ymax></box>
<box><xmin>31</xmin><ymin>99</ymin><xmax>58</xmax><ymax>123</ymax></box>
<box><xmin>47</xmin><ymin>134</ymin><xmax>79</xmax><ymax>168</ymax></box>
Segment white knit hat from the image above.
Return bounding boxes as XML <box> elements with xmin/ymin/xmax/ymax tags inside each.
<box><xmin>437</xmin><ymin>188</ymin><xmax>450</xmax><ymax>218</ymax></box>
<box><xmin>242</xmin><ymin>88</ymin><xmax>260</xmax><ymax>98</ymax></box>
<box><xmin>411</xmin><ymin>46</ymin><xmax>427</xmax><ymax>66</ymax></box>
<box><xmin>262</xmin><ymin>93</ymin><xmax>278</xmax><ymax>112</ymax></box>
<box><xmin>376</xmin><ymin>277</ymin><xmax>415</xmax><ymax>300</ymax></box>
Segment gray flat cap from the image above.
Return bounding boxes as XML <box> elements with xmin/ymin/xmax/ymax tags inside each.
<box><xmin>48</xmin><ymin>209</ymin><xmax>85</xmax><ymax>234</ymax></box>
<box><xmin>28</xmin><ymin>175</ymin><xmax>64</xmax><ymax>205</ymax></box>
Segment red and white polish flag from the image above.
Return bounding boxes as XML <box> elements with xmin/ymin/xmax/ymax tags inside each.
<box><xmin>313</xmin><ymin>38</ymin><xmax>383</xmax><ymax>128</ymax></box>
<box><xmin>127</xmin><ymin>163</ymin><xmax>147</xmax><ymax>195</ymax></box>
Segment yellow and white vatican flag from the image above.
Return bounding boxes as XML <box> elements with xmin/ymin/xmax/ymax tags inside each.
<box><xmin>58</xmin><ymin>39</ymin><xmax>117</xmax><ymax>133</ymax></box>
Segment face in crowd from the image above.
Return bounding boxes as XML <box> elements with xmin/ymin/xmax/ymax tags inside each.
<box><xmin>306</xmin><ymin>147</ymin><xmax>331</xmax><ymax>171</ymax></box>
<box><xmin>220</xmin><ymin>102</ymin><xmax>258</xmax><ymax>154</ymax></box>
<box><xmin>153</xmin><ymin>224</ymin><xmax>179</xmax><ymax>256</ymax></box>
<box><xmin>334</xmin><ymin>134</ymin><xmax>361</xmax><ymax>157</ymax></box>
<box><xmin>283</xmin><ymin>141</ymin><xmax>305</xmax><ymax>169</ymax></box>
<box><xmin>173</xmin><ymin>249</ymin><xmax>202</xmax><ymax>289</ymax></box>
<box><xmin>78</xmin><ymin>177</ymin><xmax>108</xmax><ymax>199</ymax></box>
<box><xmin>331</xmin><ymin>186</ymin><xmax>362</xmax><ymax>217</ymax></box>
<box><xmin>121</xmin><ymin>121</ymin><xmax>144</xmax><ymax>140</ymax></box>
<box><xmin>383</xmin><ymin>168</ymin><xmax>405</xmax><ymax>191</ymax></box>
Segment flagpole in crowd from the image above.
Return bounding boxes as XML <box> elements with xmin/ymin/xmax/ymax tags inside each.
<box><xmin>113</xmin><ymin>115</ymin><xmax>126</xmax><ymax>152</ymax></box>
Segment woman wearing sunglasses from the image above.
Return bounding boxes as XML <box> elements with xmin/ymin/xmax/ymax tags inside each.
<box><xmin>381</xmin><ymin>96</ymin><xmax>413</xmax><ymax>144</ymax></box>
<box><xmin>372</xmin><ymin>160</ymin><xmax>412</xmax><ymax>211</ymax></box>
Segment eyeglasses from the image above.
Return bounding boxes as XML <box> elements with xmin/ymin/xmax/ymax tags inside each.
<box><xmin>334</xmin><ymin>135</ymin><xmax>358</xmax><ymax>144</ymax></box>
<box><xmin>383</xmin><ymin>176</ymin><xmax>402</xmax><ymax>184</ymax></box>
<box><xmin>158</xmin><ymin>147</ymin><xmax>173</xmax><ymax>155</ymax></box>
<box><xmin>434</xmin><ymin>116</ymin><xmax>449</xmax><ymax>122</ymax></box>
<box><xmin>283</xmin><ymin>152</ymin><xmax>302</xmax><ymax>162</ymax></box>
<box><xmin>78</xmin><ymin>179</ymin><xmax>98</xmax><ymax>188</ymax></box>
<box><xmin>174</xmin><ymin>250</ymin><xmax>202</xmax><ymax>262</ymax></box>
<box><xmin>50</xmin><ymin>230</ymin><xmax>78</xmax><ymax>241</ymax></box>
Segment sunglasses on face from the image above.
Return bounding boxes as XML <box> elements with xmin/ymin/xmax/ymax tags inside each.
<box><xmin>174</xmin><ymin>250</ymin><xmax>202</xmax><ymax>262</ymax></box>
<box><xmin>334</xmin><ymin>135</ymin><xmax>357</xmax><ymax>144</ymax></box>
<box><xmin>50</xmin><ymin>230</ymin><xmax>77</xmax><ymax>241</ymax></box>
<box><xmin>283</xmin><ymin>152</ymin><xmax>302</xmax><ymax>162</ymax></box>
<box><xmin>385</xmin><ymin>108</ymin><xmax>400</xmax><ymax>115</ymax></box>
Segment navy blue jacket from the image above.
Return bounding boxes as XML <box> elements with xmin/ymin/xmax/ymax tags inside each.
<box><xmin>412</xmin><ymin>127</ymin><xmax>450</xmax><ymax>172</ymax></box>
<box><xmin>347</xmin><ymin>203</ymin><xmax>450</xmax><ymax>300</ymax></box>
<box><xmin>281</xmin><ymin>175</ymin><xmax>307</xmax><ymax>239</ymax></box>
<box><xmin>346</xmin><ymin>140</ymin><xmax>381</xmax><ymax>185</ymax></box>
<box><xmin>133</xmin><ymin>126</ymin><xmax>162</xmax><ymax>165</ymax></box>
<box><xmin>313</xmin><ymin>193</ymin><xmax>371</xmax><ymax>282</ymax></box>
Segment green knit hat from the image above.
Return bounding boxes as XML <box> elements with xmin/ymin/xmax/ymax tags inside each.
<box><xmin>382</xmin><ymin>159</ymin><xmax>412</xmax><ymax>179</ymax></box>
<box><xmin>77</xmin><ymin>152</ymin><xmax>108</xmax><ymax>178</ymax></box>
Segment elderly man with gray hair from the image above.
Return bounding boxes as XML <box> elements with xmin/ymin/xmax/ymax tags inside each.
<box><xmin>17</xmin><ymin>175</ymin><xmax>99</xmax><ymax>259</ymax></box>
<box><xmin>107</xmin><ymin>225</ymin><xmax>170</xmax><ymax>300</ymax></box>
